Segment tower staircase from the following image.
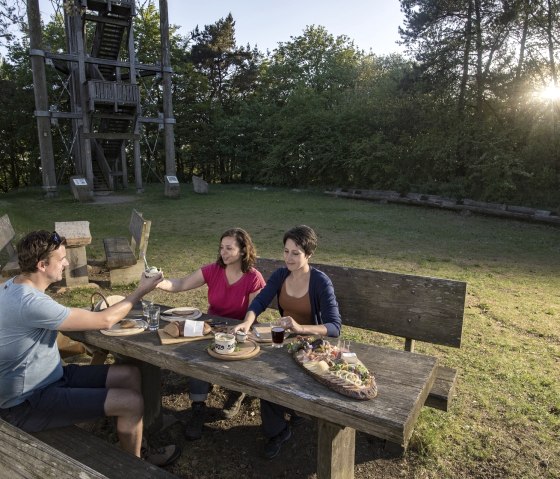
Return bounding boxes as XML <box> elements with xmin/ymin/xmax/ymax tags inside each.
<box><xmin>79</xmin><ymin>0</ymin><xmax>138</xmax><ymax>192</ymax></box>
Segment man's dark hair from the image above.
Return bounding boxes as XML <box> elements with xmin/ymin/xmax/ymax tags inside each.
<box><xmin>17</xmin><ymin>230</ymin><xmax>66</xmax><ymax>273</ymax></box>
<box><xmin>283</xmin><ymin>225</ymin><xmax>318</xmax><ymax>257</ymax></box>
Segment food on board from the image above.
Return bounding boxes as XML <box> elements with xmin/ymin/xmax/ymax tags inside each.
<box><xmin>144</xmin><ymin>266</ymin><xmax>161</xmax><ymax>277</ymax></box>
<box><xmin>288</xmin><ymin>337</ymin><xmax>377</xmax><ymax>400</ymax></box>
<box><xmin>162</xmin><ymin>320</ymin><xmax>212</xmax><ymax>338</ymax></box>
<box><xmin>119</xmin><ymin>319</ymin><xmax>137</xmax><ymax>329</ymax></box>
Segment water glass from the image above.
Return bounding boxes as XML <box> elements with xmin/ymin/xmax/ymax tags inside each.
<box><xmin>147</xmin><ymin>305</ymin><xmax>160</xmax><ymax>331</ymax></box>
<box><xmin>142</xmin><ymin>298</ymin><xmax>153</xmax><ymax>320</ymax></box>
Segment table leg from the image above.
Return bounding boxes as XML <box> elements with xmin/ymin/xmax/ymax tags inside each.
<box><xmin>317</xmin><ymin>418</ymin><xmax>355</xmax><ymax>479</ymax></box>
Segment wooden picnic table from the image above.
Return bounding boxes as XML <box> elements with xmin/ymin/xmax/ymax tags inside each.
<box><xmin>65</xmin><ymin>307</ymin><xmax>438</xmax><ymax>479</ymax></box>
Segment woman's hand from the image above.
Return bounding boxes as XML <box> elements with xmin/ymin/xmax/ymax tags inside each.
<box><xmin>232</xmin><ymin>321</ymin><xmax>252</xmax><ymax>334</ymax></box>
<box><xmin>279</xmin><ymin>316</ymin><xmax>304</xmax><ymax>334</ymax></box>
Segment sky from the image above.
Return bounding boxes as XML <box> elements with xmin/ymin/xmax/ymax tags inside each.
<box><xmin>30</xmin><ymin>0</ymin><xmax>406</xmax><ymax>56</ymax></box>
<box><xmin>167</xmin><ymin>0</ymin><xmax>406</xmax><ymax>55</ymax></box>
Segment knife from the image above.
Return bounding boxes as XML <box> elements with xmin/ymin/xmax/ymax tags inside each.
<box><xmin>252</xmin><ymin>328</ymin><xmax>261</xmax><ymax>338</ymax></box>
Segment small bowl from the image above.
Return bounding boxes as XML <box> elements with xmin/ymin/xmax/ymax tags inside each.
<box><xmin>144</xmin><ymin>267</ymin><xmax>162</xmax><ymax>278</ymax></box>
<box><xmin>235</xmin><ymin>330</ymin><xmax>248</xmax><ymax>343</ymax></box>
<box><xmin>214</xmin><ymin>333</ymin><xmax>236</xmax><ymax>355</ymax></box>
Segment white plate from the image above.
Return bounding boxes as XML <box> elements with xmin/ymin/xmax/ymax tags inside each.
<box><xmin>161</xmin><ymin>307</ymin><xmax>202</xmax><ymax>321</ymax></box>
<box><xmin>100</xmin><ymin>320</ymin><xmax>148</xmax><ymax>336</ymax></box>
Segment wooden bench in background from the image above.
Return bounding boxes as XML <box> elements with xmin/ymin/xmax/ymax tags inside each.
<box><xmin>255</xmin><ymin>258</ymin><xmax>466</xmax><ymax>412</ymax></box>
<box><xmin>0</xmin><ymin>418</ymin><xmax>177</xmax><ymax>479</ymax></box>
<box><xmin>103</xmin><ymin>209</ymin><xmax>151</xmax><ymax>287</ymax></box>
<box><xmin>0</xmin><ymin>214</ymin><xmax>21</xmax><ymax>278</ymax></box>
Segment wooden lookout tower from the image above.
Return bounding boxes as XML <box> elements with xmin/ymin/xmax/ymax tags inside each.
<box><xmin>26</xmin><ymin>0</ymin><xmax>177</xmax><ymax>197</ymax></box>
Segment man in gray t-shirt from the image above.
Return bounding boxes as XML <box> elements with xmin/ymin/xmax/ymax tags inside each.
<box><xmin>0</xmin><ymin>230</ymin><xmax>180</xmax><ymax>467</ymax></box>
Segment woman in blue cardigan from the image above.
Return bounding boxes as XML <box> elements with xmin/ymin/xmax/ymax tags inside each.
<box><xmin>234</xmin><ymin>225</ymin><xmax>341</xmax><ymax>458</ymax></box>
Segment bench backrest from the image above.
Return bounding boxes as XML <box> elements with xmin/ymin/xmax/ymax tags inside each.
<box><xmin>129</xmin><ymin>209</ymin><xmax>151</xmax><ymax>259</ymax></box>
<box><xmin>0</xmin><ymin>214</ymin><xmax>16</xmax><ymax>256</ymax></box>
<box><xmin>255</xmin><ymin>258</ymin><xmax>466</xmax><ymax>350</ymax></box>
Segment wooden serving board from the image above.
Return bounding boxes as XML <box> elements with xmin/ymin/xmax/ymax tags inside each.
<box><xmin>293</xmin><ymin>353</ymin><xmax>378</xmax><ymax>400</ymax></box>
<box><xmin>207</xmin><ymin>339</ymin><xmax>260</xmax><ymax>360</ymax></box>
<box><xmin>157</xmin><ymin>329</ymin><xmax>213</xmax><ymax>345</ymax></box>
<box><xmin>249</xmin><ymin>324</ymin><xmax>273</xmax><ymax>343</ymax></box>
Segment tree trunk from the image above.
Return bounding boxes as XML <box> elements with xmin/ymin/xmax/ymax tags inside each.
<box><xmin>546</xmin><ymin>0</ymin><xmax>558</xmax><ymax>87</ymax></box>
<box><xmin>458</xmin><ymin>0</ymin><xmax>474</xmax><ymax>119</ymax></box>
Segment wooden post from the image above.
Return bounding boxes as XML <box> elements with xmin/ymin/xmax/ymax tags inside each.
<box><xmin>27</xmin><ymin>0</ymin><xmax>57</xmax><ymax>197</ymax></box>
<box><xmin>404</xmin><ymin>338</ymin><xmax>415</xmax><ymax>352</ymax></box>
<box><xmin>128</xmin><ymin>17</ymin><xmax>143</xmax><ymax>193</ymax></box>
<box><xmin>159</xmin><ymin>0</ymin><xmax>177</xmax><ymax>182</ymax></box>
<box><xmin>317</xmin><ymin>419</ymin><xmax>356</xmax><ymax>479</ymax></box>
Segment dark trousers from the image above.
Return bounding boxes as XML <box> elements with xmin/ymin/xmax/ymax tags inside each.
<box><xmin>260</xmin><ymin>399</ymin><xmax>290</xmax><ymax>438</ymax></box>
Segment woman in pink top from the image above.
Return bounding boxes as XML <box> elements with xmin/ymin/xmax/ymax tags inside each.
<box><xmin>157</xmin><ymin>228</ymin><xmax>265</xmax><ymax>440</ymax></box>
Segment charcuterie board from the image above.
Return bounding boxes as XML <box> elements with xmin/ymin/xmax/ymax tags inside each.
<box><xmin>288</xmin><ymin>337</ymin><xmax>377</xmax><ymax>400</ymax></box>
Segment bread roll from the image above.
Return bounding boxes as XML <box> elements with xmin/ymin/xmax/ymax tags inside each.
<box><xmin>162</xmin><ymin>321</ymin><xmax>212</xmax><ymax>337</ymax></box>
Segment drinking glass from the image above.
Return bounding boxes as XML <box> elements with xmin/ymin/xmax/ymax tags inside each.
<box><xmin>147</xmin><ymin>305</ymin><xmax>160</xmax><ymax>331</ymax></box>
<box><xmin>271</xmin><ymin>325</ymin><xmax>285</xmax><ymax>348</ymax></box>
<box><xmin>142</xmin><ymin>298</ymin><xmax>153</xmax><ymax>320</ymax></box>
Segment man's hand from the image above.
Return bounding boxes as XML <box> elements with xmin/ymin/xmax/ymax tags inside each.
<box><xmin>138</xmin><ymin>271</ymin><xmax>163</xmax><ymax>295</ymax></box>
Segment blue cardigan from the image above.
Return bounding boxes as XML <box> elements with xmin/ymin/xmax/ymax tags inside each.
<box><xmin>248</xmin><ymin>266</ymin><xmax>341</xmax><ymax>337</ymax></box>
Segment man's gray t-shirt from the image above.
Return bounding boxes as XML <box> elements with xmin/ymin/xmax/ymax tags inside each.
<box><xmin>0</xmin><ymin>278</ymin><xmax>70</xmax><ymax>408</ymax></box>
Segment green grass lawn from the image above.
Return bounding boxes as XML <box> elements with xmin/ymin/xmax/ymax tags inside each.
<box><xmin>1</xmin><ymin>184</ymin><xmax>559</xmax><ymax>478</ymax></box>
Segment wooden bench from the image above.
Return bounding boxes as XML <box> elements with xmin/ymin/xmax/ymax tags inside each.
<box><xmin>0</xmin><ymin>418</ymin><xmax>177</xmax><ymax>479</ymax></box>
<box><xmin>0</xmin><ymin>214</ymin><xmax>20</xmax><ymax>278</ymax></box>
<box><xmin>103</xmin><ymin>209</ymin><xmax>151</xmax><ymax>287</ymax></box>
<box><xmin>255</xmin><ymin>258</ymin><xmax>466</xmax><ymax>412</ymax></box>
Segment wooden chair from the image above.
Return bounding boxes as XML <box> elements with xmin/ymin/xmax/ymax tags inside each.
<box><xmin>103</xmin><ymin>209</ymin><xmax>151</xmax><ymax>287</ymax></box>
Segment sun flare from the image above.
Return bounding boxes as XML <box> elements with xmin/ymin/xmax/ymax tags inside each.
<box><xmin>537</xmin><ymin>84</ymin><xmax>560</xmax><ymax>101</ymax></box>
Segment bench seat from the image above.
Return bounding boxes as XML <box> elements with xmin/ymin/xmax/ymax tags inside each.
<box><xmin>104</xmin><ymin>236</ymin><xmax>137</xmax><ymax>269</ymax></box>
<box><xmin>424</xmin><ymin>365</ymin><xmax>457</xmax><ymax>411</ymax></box>
<box><xmin>33</xmin><ymin>424</ymin><xmax>178</xmax><ymax>479</ymax></box>
<box><xmin>0</xmin><ymin>418</ymin><xmax>107</xmax><ymax>479</ymax></box>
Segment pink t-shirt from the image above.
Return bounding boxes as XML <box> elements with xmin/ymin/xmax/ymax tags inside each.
<box><xmin>201</xmin><ymin>263</ymin><xmax>265</xmax><ymax>320</ymax></box>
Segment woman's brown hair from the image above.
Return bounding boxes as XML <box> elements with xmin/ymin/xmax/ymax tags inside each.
<box><xmin>216</xmin><ymin>228</ymin><xmax>257</xmax><ymax>273</ymax></box>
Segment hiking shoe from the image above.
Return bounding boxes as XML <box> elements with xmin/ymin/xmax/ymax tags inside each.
<box><xmin>223</xmin><ymin>391</ymin><xmax>246</xmax><ymax>419</ymax></box>
<box><xmin>185</xmin><ymin>401</ymin><xmax>206</xmax><ymax>441</ymax></box>
<box><xmin>264</xmin><ymin>424</ymin><xmax>291</xmax><ymax>459</ymax></box>
<box><xmin>289</xmin><ymin>413</ymin><xmax>306</xmax><ymax>428</ymax></box>
<box><xmin>142</xmin><ymin>443</ymin><xmax>181</xmax><ymax>467</ymax></box>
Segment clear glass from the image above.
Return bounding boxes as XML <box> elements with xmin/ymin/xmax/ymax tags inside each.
<box><xmin>147</xmin><ymin>305</ymin><xmax>160</xmax><ymax>331</ymax></box>
<box><xmin>271</xmin><ymin>326</ymin><xmax>285</xmax><ymax>348</ymax></box>
<box><xmin>142</xmin><ymin>298</ymin><xmax>153</xmax><ymax>320</ymax></box>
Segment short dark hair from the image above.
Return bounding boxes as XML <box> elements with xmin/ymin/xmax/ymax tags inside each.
<box><xmin>216</xmin><ymin>228</ymin><xmax>257</xmax><ymax>273</ymax></box>
<box><xmin>17</xmin><ymin>230</ymin><xmax>67</xmax><ymax>273</ymax></box>
<box><xmin>283</xmin><ymin>225</ymin><xmax>318</xmax><ymax>256</ymax></box>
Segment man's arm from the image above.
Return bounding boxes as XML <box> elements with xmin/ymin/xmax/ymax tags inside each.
<box><xmin>59</xmin><ymin>273</ymin><xmax>163</xmax><ymax>331</ymax></box>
